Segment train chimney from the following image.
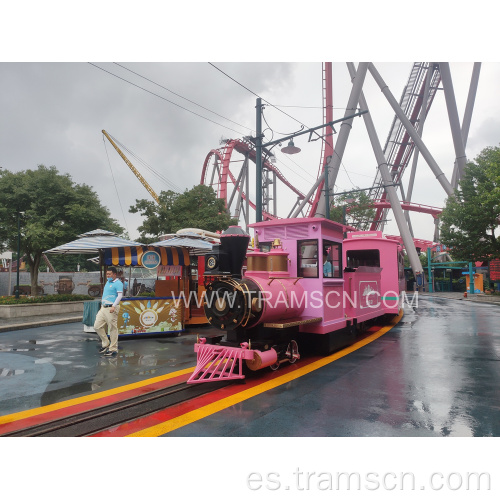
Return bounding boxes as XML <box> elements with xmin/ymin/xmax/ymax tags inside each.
<box><xmin>204</xmin><ymin>226</ymin><xmax>250</xmax><ymax>278</ymax></box>
<box><xmin>221</xmin><ymin>226</ymin><xmax>250</xmax><ymax>278</ymax></box>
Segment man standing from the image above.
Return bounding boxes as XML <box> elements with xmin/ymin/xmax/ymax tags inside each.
<box><xmin>94</xmin><ymin>266</ymin><xmax>123</xmax><ymax>357</ymax></box>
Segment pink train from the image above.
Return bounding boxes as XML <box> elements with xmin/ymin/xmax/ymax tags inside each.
<box><xmin>187</xmin><ymin>217</ymin><xmax>405</xmax><ymax>384</ymax></box>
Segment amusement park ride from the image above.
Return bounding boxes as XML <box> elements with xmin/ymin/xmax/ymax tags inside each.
<box><xmin>98</xmin><ymin>63</ymin><xmax>486</xmax><ymax>384</ymax></box>
<box><xmin>104</xmin><ymin>62</ymin><xmax>482</xmax><ymax>280</ymax></box>
<box><xmin>199</xmin><ymin>62</ymin><xmax>482</xmax><ymax>278</ymax></box>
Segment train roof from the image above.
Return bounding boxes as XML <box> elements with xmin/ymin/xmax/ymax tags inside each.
<box><xmin>249</xmin><ymin>217</ymin><xmax>344</xmax><ymax>231</ymax></box>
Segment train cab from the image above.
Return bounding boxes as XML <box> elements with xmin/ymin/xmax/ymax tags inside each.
<box><xmin>251</xmin><ymin>217</ymin><xmax>347</xmax><ymax>335</ymax></box>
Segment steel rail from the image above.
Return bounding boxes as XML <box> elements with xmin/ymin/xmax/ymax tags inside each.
<box><xmin>3</xmin><ymin>382</ymin><xmax>231</xmax><ymax>437</ymax></box>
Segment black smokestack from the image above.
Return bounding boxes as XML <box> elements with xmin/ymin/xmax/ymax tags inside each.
<box><xmin>221</xmin><ymin>226</ymin><xmax>250</xmax><ymax>278</ymax></box>
<box><xmin>204</xmin><ymin>227</ymin><xmax>250</xmax><ymax>278</ymax></box>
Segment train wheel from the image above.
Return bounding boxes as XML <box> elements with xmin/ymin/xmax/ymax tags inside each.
<box><xmin>286</xmin><ymin>340</ymin><xmax>299</xmax><ymax>364</ymax></box>
<box><xmin>270</xmin><ymin>361</ymin><xmax>280</xmax><ymax>371</ymax></box>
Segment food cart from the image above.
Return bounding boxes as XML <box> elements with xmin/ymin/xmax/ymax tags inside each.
<box><xmin>104</xmin><ymin>245</ymin><xmax>190</xmax><ymax>337</ymax></box>
<box><xmin>45</xmin><ymin>229</ymin><xmax>213</xmax><ymax>336</ymax></box>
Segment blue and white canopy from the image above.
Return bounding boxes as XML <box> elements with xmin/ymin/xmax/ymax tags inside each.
<box><xmin>148</xmin><ymin>236</ymin><xmax>213</xmax><ymax>255</ymax></box>
<box><xmin>44</xmin><ymin>229</ymin><xmax>143</xmax><ymax>255</ymax></box>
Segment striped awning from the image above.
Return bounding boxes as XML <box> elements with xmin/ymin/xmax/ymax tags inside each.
<box><xmin>104</xmin><ymin>246</ymin><xmax>190</xmax><ymax>267</ymax></box>
<box><xmin>44</xmin><ymin>229</ymin><xmax>142</xmax><ymax>255</ymax></box>
<box><xmin>148</xmin><ymin>236</ymin><xmax>214</xmax><ymax>256</ymax></box>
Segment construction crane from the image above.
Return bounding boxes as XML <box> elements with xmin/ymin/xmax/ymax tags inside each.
<box><xmin>102</xmin><ymin>130</ymin><xmax>161</xmax><ymax>204</ymax></box>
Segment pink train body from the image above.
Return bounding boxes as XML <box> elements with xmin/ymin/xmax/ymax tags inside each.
<box><xmin>188</xmin><ymin>218</ymin><xmax>404</xmax><ymax>383</ymax></box>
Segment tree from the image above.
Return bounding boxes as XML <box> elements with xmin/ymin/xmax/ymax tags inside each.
<box><xmin>329</xmin><ymin>190</ymin><xmax>377</xmax><ymax>229</ymax></box>
<box><xmin>440</xmin><ymin>145</ymin><xmax>500</xmax><ymax>261</ymax></box>
<box><xmin>0</xmin><ymin>165</ymin><xmax>123</xmax><ymax>295</ymax></box>
<box><xmin>130</xmin><ymin>184</ymin><xmax>238</xmax><ymax>242</ymax></box>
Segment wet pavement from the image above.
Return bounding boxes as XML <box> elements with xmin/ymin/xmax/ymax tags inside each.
<box><xmin>1</xmin><ymin>294</ymin><xmax>499</xmax><ymax>436</ymax></box>
<box><xmin>0</xmin><ymin>323</ymin><xmax>207</xmax><ymax>416</ymax></box>
<box><xmin>166</xmin><ymin>295</ymin><xmax>500</xmax><ymax>437</ymax></box>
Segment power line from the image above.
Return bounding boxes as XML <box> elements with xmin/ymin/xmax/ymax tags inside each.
<box><xmin>208</xmin><ymin>62</ymin><xmax>330</xmax><ymax>142</ymax></box>
<box><xmin>88</xmin><ymin>63</ymin><xmax>251</xmax><ymax>137</ymax></box>
<box><xmin>113</xmin><ymin>63</ymin><xmax>254</xmax><ymax>133</ymax></box>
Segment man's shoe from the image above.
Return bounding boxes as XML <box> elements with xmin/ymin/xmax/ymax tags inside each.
<box><xmin>104</xmin><ymin>350</ymin><xmax>117</xmax><ymax>357</ymax></box>
<box><xmin>99</xmin><ymin>346</ymin><xmax>109</xmax><ymax>354</ymax></box>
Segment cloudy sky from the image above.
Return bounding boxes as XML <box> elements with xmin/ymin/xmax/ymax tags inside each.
<box><xmin>2</xmin><ymin>3</ymin><xmax>499</xmax><ymax>247</ymax></box>
<box><xmin>2</xmin><ymin>60</ymin><xmax>499</xmax><ymax>243</ymax></box>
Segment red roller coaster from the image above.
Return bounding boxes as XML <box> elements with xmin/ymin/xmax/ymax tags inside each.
<box><xmin>199</xmin><ymin>62</ymin><xmax>480</xmax><ymax>264</ymax></box>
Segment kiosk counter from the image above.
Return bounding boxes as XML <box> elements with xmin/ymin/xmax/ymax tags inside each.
<box><xmin>102</xmin><ymin>245</ymin><xmax>193</xmax><ymax>337</ymax></box>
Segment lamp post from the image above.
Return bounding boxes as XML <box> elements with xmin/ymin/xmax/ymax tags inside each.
<box><xmin>255</xmin><ymin>98</ymin><xmax>263</xmax><ymax>222</ymax></box>
<box><xmin>15</xmin><ymin>211</ymin><xmax>23</xmax><ymax>299</ymax></box>
<box><xmin>254</xmin><ymin>98</ymin><xmax>367</xmax><ymax>222</ymax></box>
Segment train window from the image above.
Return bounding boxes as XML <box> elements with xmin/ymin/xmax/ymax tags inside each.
<box><xmin>346</xmin><ymin>249</ymin><xmax>380</xmax><ymax>268</ymax></box>
<box><xmin>323</xmin><ymin>240</ymin><xmax>342</xmax><ymax>278</ymax></box>
<box><xmin>297</xmin><ymin>239</ymin><xmax>318</xmax><ymax>278</ymax></box>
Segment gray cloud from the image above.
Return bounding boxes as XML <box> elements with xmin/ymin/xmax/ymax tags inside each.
<box><xmin>1</xmin><ymin>62</ymin><xmax>498</xmax><ymax>243</ymax></box>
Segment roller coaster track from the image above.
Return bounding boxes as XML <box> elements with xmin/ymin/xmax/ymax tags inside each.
<box><xmin>200</xmin><ymin>63</ymin><xmax>446</xmax><ymax>233</ymax></box>
<box><xmin>369</xmin><ymin>199</ymin><xmax>442</xmax><ymax>218</ymax></box>
<box><xmin>308</xmin><ymin>62</ymin><xmax>334</xmax><ymax>217</ymax></box>
<box><xmin>200</xmin><ymin>138</ymin><xmax>312</xmax><ymax>221</ymax></box>
<box><xmin>369</xmin><ymin>63</ymin><xmax>442</xmax><ymax>230</ymax></box>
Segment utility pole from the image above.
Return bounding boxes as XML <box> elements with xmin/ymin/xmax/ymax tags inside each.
<box><xmin>15</xmin><ymin>212</ymin><xmax>21</xmax><ymax>299</ymax></box>
<box><xmin>255</xmin><ymin>98</ymin><xmax>263</xmax><ymax>222</ymax></box>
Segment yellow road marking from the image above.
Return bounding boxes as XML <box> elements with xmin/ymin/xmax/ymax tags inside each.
<box><xmin>0</xmin><ymin>367</ymin><xmax>194</xmax><ymax>426</ymax></box>
<box><xmin>128</xmin><ymin>310</ymin><xmax>403</xmax><ymax>436</ymax></box>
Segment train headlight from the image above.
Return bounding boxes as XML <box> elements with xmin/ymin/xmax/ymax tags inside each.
<box><xmin>206</xmin><ymin>255</ymin><xmax>218</xmax><ymax>270</ymax></box>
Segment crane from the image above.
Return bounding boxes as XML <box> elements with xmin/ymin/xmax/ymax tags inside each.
<box><xmin>102</xmin><ymin>130</ymin><xmax>161</xmax><ymax>204</ymax></box>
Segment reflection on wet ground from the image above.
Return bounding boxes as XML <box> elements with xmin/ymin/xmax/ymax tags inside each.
<box><xmin>165</xmin><ymin>297</ymin><xmax>500</xmax><ymax>437</ymax></box>
<box><xmin>1</xmin><ymin>296</ymin><xmax>500</xmax><ymax>437</ymax></box>
<box><xmin>0</xmin><ymin>324</ymin><xmax>203</xmax><ymax>416</ymax></box>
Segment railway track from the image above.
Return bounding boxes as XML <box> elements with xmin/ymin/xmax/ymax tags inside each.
<box><xmin>3</xmin><ymin>381</ymin><xmax>231</xmax><ymax>437</ymax></box>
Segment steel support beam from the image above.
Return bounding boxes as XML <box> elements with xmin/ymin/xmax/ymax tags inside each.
<box><xmin>227</xmin><ymin>157</ymin><xmax>247</xmax><ymax>210</ymax></box>
<box><xmin>368</xmin><ymin>63</ymin><xmax>454</xmax><ymax>197</ymax></box>
<box><xmin>314</xmin><ymin>63</ymin><xmax>369</xmax><ymax>218</ymax></box>
<box><xmin>451</xmin><ymin>62</ymin><xmax>481</xmax><ymax>188</ymax></box>
<box><xmin>232</xmin><ymin>157</ymin><xmax>248</xmax><ymax>220</ymax></box>
<box><xmin>348</xmin><ymin>63</ymin><xmax>423</xmax><ymax>276</ymax></box>
<box><xmin>439</xmin><ymin>62</ymin><xmax>468</xmax><ymax>183</ymax></box>
<box><xmin>291</xmin><ymin>173</ymin><xmax>324</xmax><ymax>218</ymax></box>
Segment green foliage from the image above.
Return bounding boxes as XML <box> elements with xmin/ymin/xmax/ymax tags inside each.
<box><xmin>0</xmin><ymin>294</ymin><xmax>92</xmax><ymax>305</ymax></box>
<box><xmin>0</xmin><ymin>165</ymin><xmax>123</xmax><ymax>294</ymax></box>
<box><xmin>328</xmin><ymin>190</ymin><xmax>376</xmax><ymax>230</ymax></box>
<box><xmin>403</xmin><ymin>251</ymin><xmax>429</xmax><ymax>269</ymax></box>
<box><xmin>130</xmin><ymin>184</ymin><xmax>238</xmax><ymax>241</ymax></box>
<box><xmin>440</xmin><ymin>146</ymin><xmax>500</xmax><ymax>261</ymax></box>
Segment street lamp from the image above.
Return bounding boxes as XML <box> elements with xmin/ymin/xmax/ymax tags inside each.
<box><xmin>253</xmin><ymin>98</ymin><xmax>367</xmax><ymax>222</ymax></box>
<box><xmin>15</xmin><ymin>211</ymin><xmax>24</xmax><ymax>299</ymax></box>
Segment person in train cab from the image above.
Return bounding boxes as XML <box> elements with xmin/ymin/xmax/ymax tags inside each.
<box><xmin>94</xmin><ymin>266</ymin><xmax>123</xmax><ymax>357</ymax></box>
<box><xmin>323</xmin><ymin>251</ymin><xmax>333</xmax><ymax>278</ymax></box>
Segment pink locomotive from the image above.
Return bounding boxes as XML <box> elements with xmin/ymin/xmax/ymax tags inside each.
<box><xmin>187</xmin><ymin>218</ymin><xmax>404</xmax><ymax>384</ymax></box>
